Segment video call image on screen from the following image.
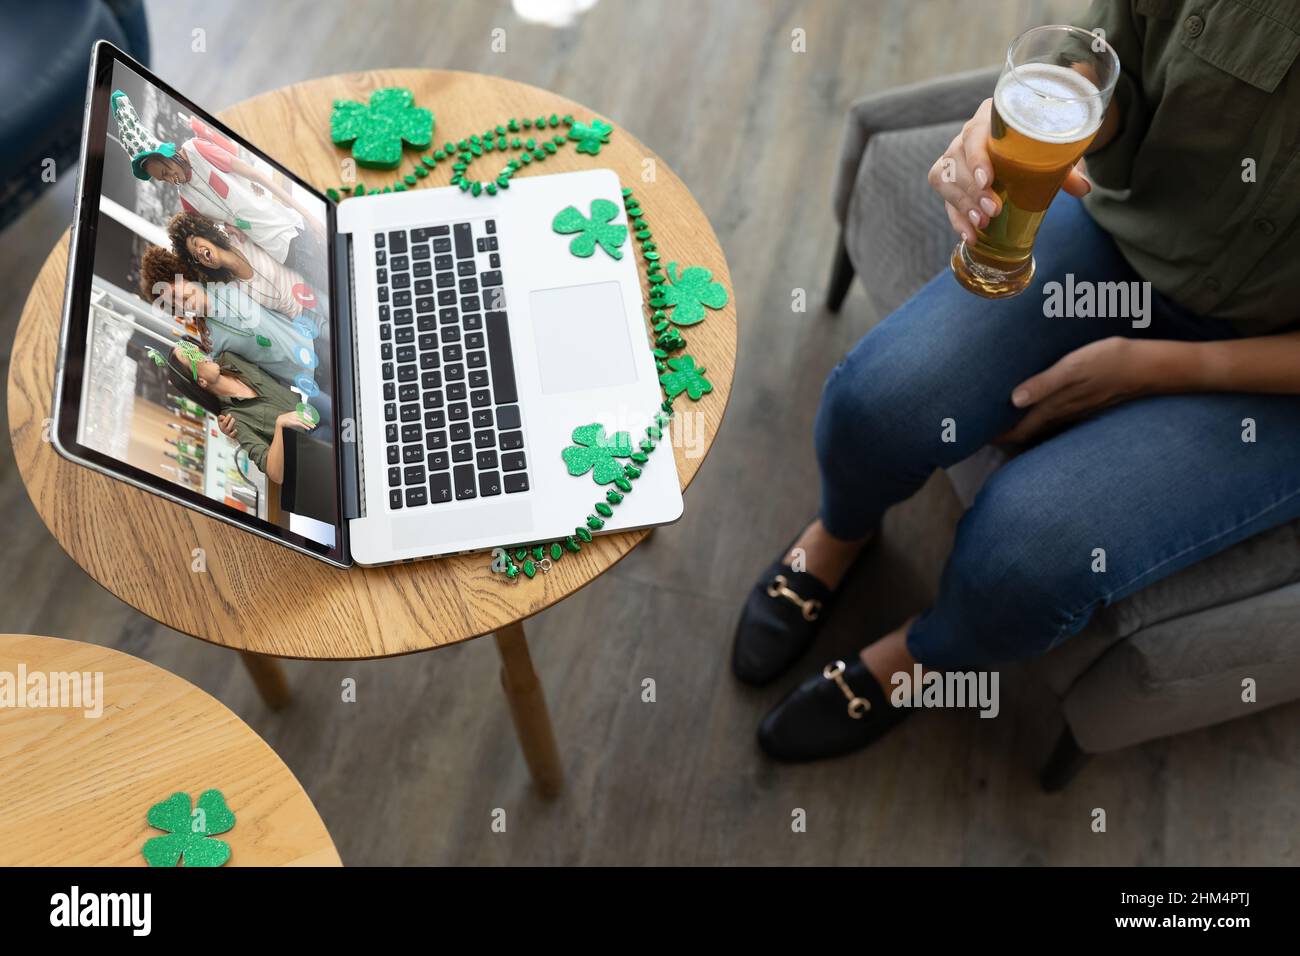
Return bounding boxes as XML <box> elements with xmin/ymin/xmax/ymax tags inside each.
<box><xmin>77</xmin><ymin>60</ymin><xmax>337</xmax><ymax>548</ymax></box>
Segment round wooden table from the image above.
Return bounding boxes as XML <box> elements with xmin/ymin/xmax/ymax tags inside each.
<box><xmin>8</xmin><ymin>70</ymin><xmax>736</xmax><ymax>796</ymax></box>
<box><xmin>0</xmin><ymin>634</ymin><xmax>340</xmax><ymax>866</ymax></box>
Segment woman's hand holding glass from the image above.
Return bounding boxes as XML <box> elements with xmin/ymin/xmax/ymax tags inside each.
<box><xmin>928</xmin><ymin>98</ymin><xmax>1091</xmax><ymax>246</ymax></box>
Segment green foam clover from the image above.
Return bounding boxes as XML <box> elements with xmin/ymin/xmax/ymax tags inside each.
<box><xmin>141</xmin><ymin>789</ymin><xmax>236</xmax><ymax>868</ymax></box>
<box><xmin>552</xmin><ymin>199</ymin><xmax>627</xmax><ymax>260</ymax></box>
<box><xmin>659</xmin><ymin>354</ymin><xmax>713</xmax><ymax>401</ymax></box>
<box><xmin>562</xmin><ymin>423</ymin><xmax>634</xmax><ymax>485</ymax></box>
<box><xmin>661</xmin><ymin>262</ymin><xmax>729</xmax><ymax>327</ymax></box>
<box><xmin>330</xmin><ymin>88</ymin><xmax>434</xmax><ymax>170</ymax></box>
<box><xmin>568</xmin><ymin>117</ymin><xmax>614</xmax><ymax>155</ymax></box>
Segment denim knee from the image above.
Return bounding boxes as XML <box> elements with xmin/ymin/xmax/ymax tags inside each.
<box><xmin>815</xmin><ymin>333</ymin><xmax>934</xmax><ymax>473</ymax></box>
<box><xmin>814</xmin><ymin>334</ymin><xmax>942</xmax><ymax>537</ymax></box>
<box><xmin>907</xmin><ymin>468</ymin><xmax>1105</xmax><ymax>667</ymax></box>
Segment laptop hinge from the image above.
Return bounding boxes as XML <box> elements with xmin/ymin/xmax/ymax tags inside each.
<box><xmin>334</xmin><ymin>230</ymin><xmax>363</xmax><ymax>520</ymax></box>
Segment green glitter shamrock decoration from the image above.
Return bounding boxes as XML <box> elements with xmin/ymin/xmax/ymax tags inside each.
<box><xmin>552</xmin><ymin>199</ymin><xmax>627</xmax><ymax>259</ymax></box>
<box><xmin>568</xmin><ymin>117</ymin><xmax>614</xmax><ymax>155</ymax></box>
<box><xmin>141</xmin><ymin>789</ymin><xmax>236</xmax><ymax>868</ymax></box>
<box><xmin>562</xmin><ymin>423</ymin><xmax>634</xmax><ymax>484</ymax></box>
<box><xmin>330</xmin><ymin>88</ymin><xmax>434</xmax><ymax>169</ymax></box>
<box><xmin>659</xmin><ymin>354</ymin><xmax>713</xmax><ymax>401</ymax></box>
<box><xmin>661</xmin><ymin>262</ymin><xmax>729</xmax><ymax>326</ymax></box>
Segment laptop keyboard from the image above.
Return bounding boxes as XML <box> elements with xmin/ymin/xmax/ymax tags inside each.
<box><xmin>374</xmin><ymin>219</ymin><xmax>529</xmax><ymax>510</ymax></box>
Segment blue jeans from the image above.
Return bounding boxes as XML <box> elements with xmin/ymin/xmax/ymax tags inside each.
<box><xmin>815</xmin><ymin>194</ymin><xmax>1300</xmax><ymax>669</ymax></box>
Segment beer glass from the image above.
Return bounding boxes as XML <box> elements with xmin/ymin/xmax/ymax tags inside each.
<box><xmin>950</xmin><ymin>25</ymin><xmax>1119</xmax><ymax>298</ymax></box>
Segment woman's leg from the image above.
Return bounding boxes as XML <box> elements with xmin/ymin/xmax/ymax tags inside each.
<box><xmin>739</xmin><ymin>194</ymin><xmax>1158</xmax><ymax>688</ymax></box>
<box><xmin>759</xmin><ymin>389</ymin><xmax>1300</xmax><ymax>760</ymax></box>
<box><xmin>803</xmin><ymin>193</ymin><xmax>1143</xmax><ymax>581</ymax></box>
<box><xmin>907</xmin><ymin>389</ymin><xmax>1300</xmax><ymax>668</ymax></box>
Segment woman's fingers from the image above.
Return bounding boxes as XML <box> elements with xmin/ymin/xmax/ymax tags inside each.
<box><xmin>1003</xmin><ymin>402</ymin><xmax>1089</xmax><ymax>444</ymax></box>
<box><xmin>960</xmin><ymin>106</ymin><xmax>1001</xmax><ymax>220</ymax></box>
<box><xmin>930</xmin><ymin>145</ymin><xmax>992</xmax><ymax>234</ymax></box>
<box><xmin>1061</xmin><ymin>162</ymin><xmax>1093</xmax><ymax>198</ymax></box>
<box><xmin>963</xmin><ymin>100</ymin><xmax>994</xmax><ymax>167</ymax></box>
<box><xmin>1001</xmin><ymin>383</ymin><xmax>1096</xmax><ymax>444</ymax></box>
<box><xmin>1001</xmin><ymin>397</ymin><xmax>1073</xmax><ymax>444</ymax></box>
<box><xmin>928</xmin><ymin>136</ymin><xmax>971</xmax><ymax>207</ymax></box>
<box><xmin>928</xmin><ymin>98</ymin><xmax>1002</xmax><ymax>238</ymax></box>
<box><xmin>945</xmin><ymin>203</ymin><xmax>974</xmax><ymax>244</ymax></box>
<box><xmin>999</xmin><ymin>409</ymin><xmax>1054</xmax><ymax>445</ymax></box>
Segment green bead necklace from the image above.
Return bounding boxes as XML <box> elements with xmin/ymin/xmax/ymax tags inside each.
<box><xmin>326</xmin><ymin>113</ymin><xmax>583</xmax><ymax>201</ymax></box>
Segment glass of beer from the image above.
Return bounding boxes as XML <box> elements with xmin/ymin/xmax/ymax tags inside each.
<box><xmin>950</xmin><ymin>25</ymin><xmax>1119</xmax><ymax>298</ymax></box>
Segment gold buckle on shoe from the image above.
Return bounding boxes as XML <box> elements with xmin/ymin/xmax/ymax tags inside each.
<box><xmin>767</xmin><ymin>574</ymin><xmax>822</xmax><ymax>622</ymax></box>
<box><xmin>823</xmin><ymin>660</ymin><xmax>871</xmax><ymax>718</ymax></box>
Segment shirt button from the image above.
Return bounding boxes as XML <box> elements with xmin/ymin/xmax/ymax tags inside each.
<box><xmin>1203</xmin><ymin>276</ymin><xmax>1221</xmax><ymax>292</ymax></box>
<box><xmin>1255</xmin><ymin>218</ymin><xmax>1276</xmax><ymax>236</ymax></box>
<box><xmin>1185</xmin><ymin>14</ymin><xmax>1205</xmax><ymax>37</ymax></box>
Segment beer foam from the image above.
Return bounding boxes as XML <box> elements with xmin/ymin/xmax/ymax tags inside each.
<box><xmin>994</xmin><ymin>62</ymin><xmax>1103</xmax><ymax>143</ymax></box>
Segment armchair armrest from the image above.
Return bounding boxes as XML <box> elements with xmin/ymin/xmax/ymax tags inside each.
<box><xmin>831</xmin><ymin>66</ymin><xmax>1000</xmax><ymax>224</ymax></box>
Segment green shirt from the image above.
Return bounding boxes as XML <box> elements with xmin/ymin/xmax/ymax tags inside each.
<box><xmin>217</xmin><ymin>352</ymin><xmax>300</xmax><ymax>473</ymax></box>
<box><xmin>1080</xmin><ymin>0</ymin><xmax>1300</xmax><ymax>334</ymax></box>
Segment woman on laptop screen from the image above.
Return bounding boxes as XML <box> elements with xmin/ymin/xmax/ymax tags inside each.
<box><xmin>165</xmin><ymin>211</ymin><xmax>323</xmax><ymax>319</ymax></box>
<box><xmin>138</xmin><ymin>246</ymin><xmax>329</xmax><ymax>409</ymax></box>
<box><xmin>162</xmin><ymin>341</ymin><xmax>318</xmax><ymax>487</ymax></box>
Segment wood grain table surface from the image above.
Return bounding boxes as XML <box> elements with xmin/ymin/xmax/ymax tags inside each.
<box><xmin>8</xmin><ymin>69</ymin><xmax>737</xmax><ymax>660</ymax></box>
<box><xmin>0</xmin><ymin>633</ymin><xmax>340</xmax><ymax>866</ymax></box>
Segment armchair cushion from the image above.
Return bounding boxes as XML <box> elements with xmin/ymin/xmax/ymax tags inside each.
<box><xmin>843</xmin><ymin>122</ymin><xmax>963</xmax><ymax>317</ymax></box>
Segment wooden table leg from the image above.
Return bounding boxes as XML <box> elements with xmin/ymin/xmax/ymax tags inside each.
<box><xmin>238</xmin><ymin>651</ymin><xmax>291</xmax><ymax>711</ymax></box>
<box><xmin>494</xmin><ymin>622</ymin><xmax>563</xmax><ymax>797</ymax></box>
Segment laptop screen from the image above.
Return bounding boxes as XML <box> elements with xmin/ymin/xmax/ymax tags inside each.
<box><xmin>56</xmin><ymin>45</ymin><xmax>345</xmax><ymax>564</ymax></box>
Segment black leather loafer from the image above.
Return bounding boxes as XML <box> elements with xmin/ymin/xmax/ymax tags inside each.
<box><xmin>731</xmin><ymin>550</ymin><xmax>835</xmax><ymax>687</ymax></box>
<box><xmin>757</xmin><ymin>658</ymin><xmax>910</xmax><ymax>762</ymax></box>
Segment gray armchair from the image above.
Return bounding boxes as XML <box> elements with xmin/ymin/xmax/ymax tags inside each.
<box><xmin>829</xmin><ymin>67</ymin><xmax>1300</xmax><ymax>789</ymax></box>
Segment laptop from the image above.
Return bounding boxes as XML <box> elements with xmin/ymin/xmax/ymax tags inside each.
<box><xmin>52</xmin><ymin>42</ymin><xmax>683</xmax><ymax>568</ymax></box>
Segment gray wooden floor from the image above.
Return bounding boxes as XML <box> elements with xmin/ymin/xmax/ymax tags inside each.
<box><xmin>4</xmin><ymin>0</ymin><xmax>1297</xmax><ymax>865</ymax></box>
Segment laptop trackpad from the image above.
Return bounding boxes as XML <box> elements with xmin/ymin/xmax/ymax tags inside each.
<box><xmin>531</xmin><ymin>282</ymin><xmax>637</xmax><ymax>394</ymax></box>
<box><xmin>391</xmin><ymin>499</ymin><xmax>534</xmax><ymax>550</ymax></box>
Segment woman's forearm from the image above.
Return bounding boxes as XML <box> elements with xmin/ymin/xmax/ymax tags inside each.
<box><xmin>265</xmin><ymin>425</ymin><xmax>285</xmax><ymax>484</ymax></box>
<box><xmin>1142</xmin><ymin>333</ymin><xmax>1300</xmax><ymax>396</ymax></box>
